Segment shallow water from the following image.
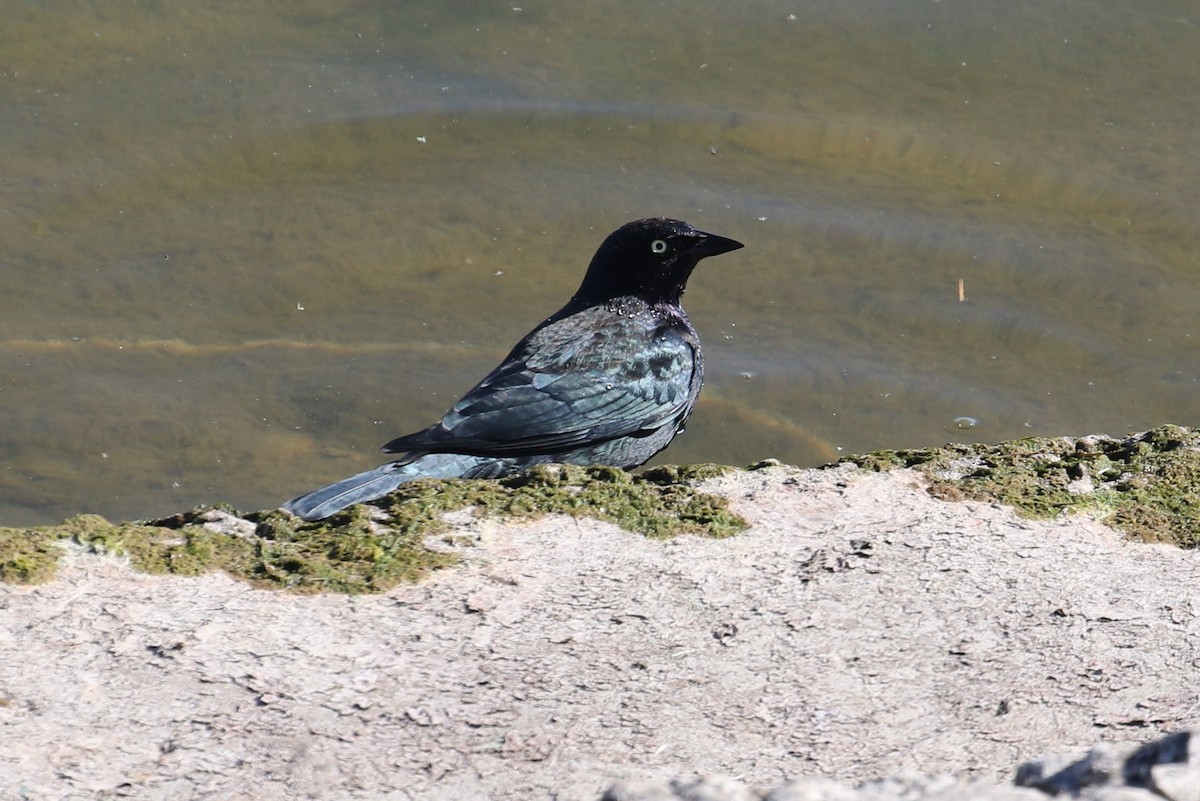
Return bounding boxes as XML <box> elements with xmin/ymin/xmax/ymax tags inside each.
<box><xmin>2</xmin><ymin>1</ymin><xmax>1197</xmax><ymax>525</ymax></box>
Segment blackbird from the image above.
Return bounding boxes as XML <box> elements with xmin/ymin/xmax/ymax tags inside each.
<box><xmin>281</xmin><ymin>217</ymin><xmax>743</xmax><ymax>520</ymax></box>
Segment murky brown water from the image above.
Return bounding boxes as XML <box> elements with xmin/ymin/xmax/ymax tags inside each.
<box><xmin>2</xmin><ymin>1</ymin><xmax>1197</xmax><ymax>525</ymax></box>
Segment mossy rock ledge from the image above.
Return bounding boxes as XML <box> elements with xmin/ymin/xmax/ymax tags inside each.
<box><xmin>0</xmin><ymin>463</ymin><xmax>745</xmax><ymax>594</ymax></box>
<box><xmin>846</xmin><ymin>424</ymin><xmax>1200</xmax><ymax>549</ymax></box>
<box><xmin>5</xmin><ymin>426</ymin><xmax>1198</xmax><ymax>593</ymax></box>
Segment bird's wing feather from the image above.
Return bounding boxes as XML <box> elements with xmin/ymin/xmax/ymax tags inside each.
<box><xmin>383</xmin><ymin>313</ymin><xmax>699</xmax><ymax>456</ymax></box>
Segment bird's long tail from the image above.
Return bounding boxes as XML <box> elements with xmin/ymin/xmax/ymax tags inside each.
<box><xmin>280</xmin><ymin>452</ymin><xmax>525</xmax><ymax>521</ymax></box>
<box><xmin>280</xmin><ymin>462</ymin><xmax>414</xmax><ymax>521</ymax></box>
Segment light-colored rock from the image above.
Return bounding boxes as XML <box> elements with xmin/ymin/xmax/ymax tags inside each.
<box><xmin>603</xmin><ymin>775</ymin><xmax>762</xmax><ymax>801</ymax></box>
<box><xmin>2</xmin><ymin>465</ymin><xmax>1199</xmax><ymax>800</ymax></box>
<box><xmin>765</xmin><ymin>776</ymin><xmax>862</xmax><ymax>801</ymax></box>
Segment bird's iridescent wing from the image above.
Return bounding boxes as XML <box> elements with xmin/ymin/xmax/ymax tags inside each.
<box><xmin>382</xmin><ymin>308</ymin><xmax>700</xmax><ymax>456</ymax></box>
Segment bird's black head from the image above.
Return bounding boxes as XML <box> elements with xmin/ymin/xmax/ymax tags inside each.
<box><xmin>572</xmin><ymin>218</ymin><xmax>743</xmax><ymax>306</ymax></box>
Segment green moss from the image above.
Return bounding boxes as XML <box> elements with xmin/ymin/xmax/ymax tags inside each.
<box><xmin>367</xmin><ymin>463</ymin><xmax>744</xmax><ymax>541</ymax></box>
<box><xmin>844</xmin><ymin>425</ymin><xmax>1200</xmax><ymax>547</ymax></box>
<box><xmin>0</xmin><ymin>463</ymin><xmax>746</xmax><ymax>593</ymax></box>
<box><xmin>59</xmin><ymin>513</ymin><xmax>254</xmax><ymax>578</ymax></box>
<box><xmin>492</xmin><ymin>462</ymin><xmax>743</xmax><ymax>539</ymax></box>
<box><xmin>0</xmin><ymin>525</ymin><xmax>62</xmax><ymax>583</ymax></box>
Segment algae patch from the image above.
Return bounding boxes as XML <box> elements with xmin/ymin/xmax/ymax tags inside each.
<box><xmin>846</xmin><ymin>425</ymin><xmax>1200</xmax><ymax>548</ymax></box>
<box><xmin>0</xmin><ymin>463</ymin><xmax>745</xmax><ymax>592</ymax></box>
<box><xmin>0</xmin><ymin>524</ymin><xmax>62</xmax><ymax>584</ymax></box>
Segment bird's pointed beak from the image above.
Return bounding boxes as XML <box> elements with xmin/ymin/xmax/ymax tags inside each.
<box><xmin>688</xmin><ymin>231</ymin><xmax>744</xmax><ymax>258</ymax></box>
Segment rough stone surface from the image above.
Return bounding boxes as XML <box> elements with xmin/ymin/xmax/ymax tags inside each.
<box><xmin>1</xmin><ymin>464</ymin><xmax>1198</xmax><ymax>800</ymax></box>
<box><xmin>607</xmin><ymin>728</ymin><xmax>1200</xmax><ymax>799</ymax></box>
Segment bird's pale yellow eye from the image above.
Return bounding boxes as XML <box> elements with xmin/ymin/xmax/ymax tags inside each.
<box><xmin>650</xmin><ymin>239</ymin><xmax>668</xmax><ymax>254</ymax></box>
